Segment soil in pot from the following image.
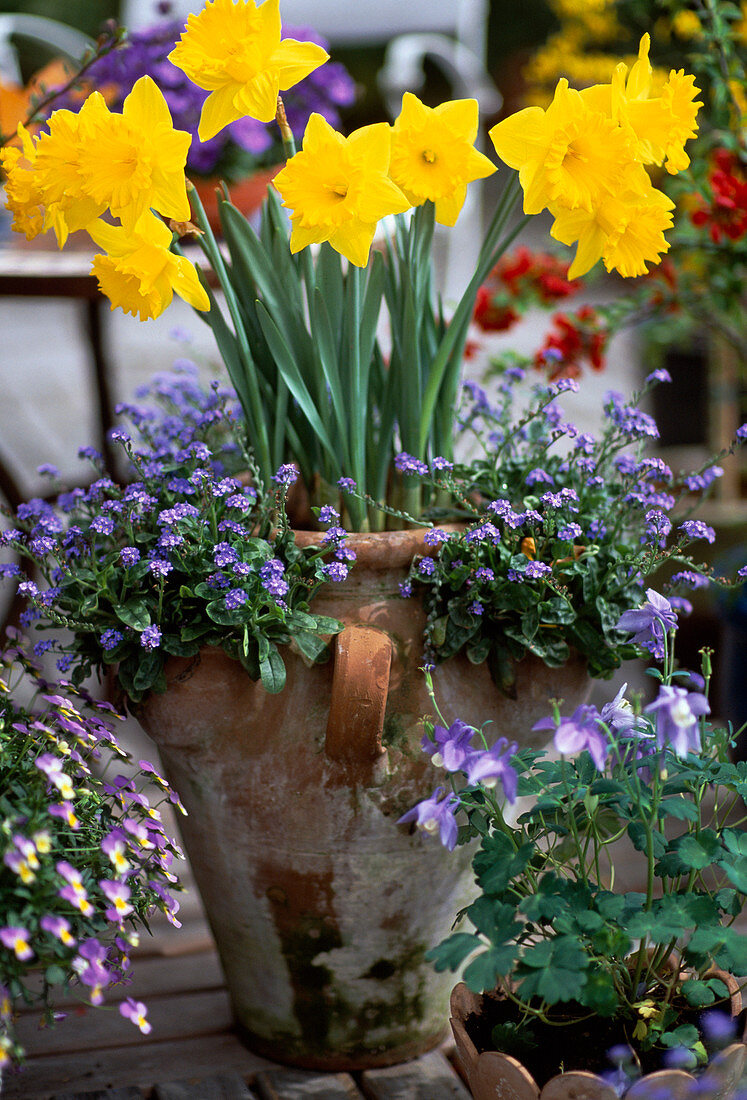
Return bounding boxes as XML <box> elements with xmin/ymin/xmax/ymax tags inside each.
<box><xmin>464</xmin><ymin>993</ymin><xmax>747</xmax><ymax>1087</ymax></box>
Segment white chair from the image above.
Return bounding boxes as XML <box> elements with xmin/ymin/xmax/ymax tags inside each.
<box><xmin>0</xmin><ymin>14</ymin><xmax>93</xmax><ymax>85</ymax></box>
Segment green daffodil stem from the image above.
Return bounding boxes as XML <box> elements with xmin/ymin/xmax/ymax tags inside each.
<box><xmin>417</xmin><ymin>174</ymin><xmax>526</xmax><ymax>456</ymax></box>
<box><xmin>183</xmin><ymin>180</ymin><xmax>274</xmax><ymax>484</ymax></box>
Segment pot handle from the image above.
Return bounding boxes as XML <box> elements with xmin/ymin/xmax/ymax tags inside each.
<box><xmin>325</xmin><ymin>623</ymin><xmax>392</xmax><ymax>785</ymax></box>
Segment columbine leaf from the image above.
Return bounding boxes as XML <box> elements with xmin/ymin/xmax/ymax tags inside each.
<box><xmin>426</xmin><ymin>932</ymin><xmax>481</xmax><ymax>973</ymax></box>
<box><xmin>463</xmin><ymin>946</ymin><xmax>518</xmax><ymax>994</ymax></box>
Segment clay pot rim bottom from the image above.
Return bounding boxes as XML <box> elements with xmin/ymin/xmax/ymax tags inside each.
<box><xmin>234</xmin><ymin>1020</ymin><xmax>449</xmax><ymax>1072</ymax></box>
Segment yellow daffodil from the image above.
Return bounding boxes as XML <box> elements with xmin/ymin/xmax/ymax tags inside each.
<box><xmin>389</xmin><ymin>93</ymin><xmax>495</xmax><ymax>226</ymax></box>
<box><xmin>584</xmin><ymin>35</ymin><xmax>701</xmax><ymax>174</ymax></box>
<box><xmin>550</xmin><ymin>179</ymin><xmax>674</xmax><ymax>278</ymax></box>
<box><xmin>89</xmin><ymin>211</ymin><xmax>210</xmax><ymax>321</ymax></box>
<box><xmin>33</xmin><ymin>101</ymin><xmax>106</xmax><ymax>246</ymax></box>
<box><xmin>169</xmin><ymin>0</ymin><xmax>328</xmax><ymax>140</ymax></box>
<box><xmin>74</xmin><ymin>77</ymin><xmax>191</xmax><ymax>227</ymax></box>
<box><xmin>0</xmin><ymin>124</ymin><xmax>46</xmax><ymax>240</ymax></box>
<box><xmin>488</xmin><ymin>78</ymin><xmax>637</xmax><ymax>216</ymax></box>
<box><xmin>273</xmin><ymin>113</ymin><xmax>410</xmax><ymax>267</ymax></box>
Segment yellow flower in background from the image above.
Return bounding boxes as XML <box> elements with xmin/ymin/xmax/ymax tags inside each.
<box><xmin>0</xmin><ymin>125</ymin><xmax>46</xmax><ymax>240</ymax></box>
<box><xmin>76</xmin><ymin>77</ymin><xmax>191</xmax><ymax>227</ymax></box>
<box><xmin>550</xmin><ymin>180</ymin><xmax>674</xmax><ymax>279</ymax></box>
<box><xmin>389</xmin><ymin>93</ymin><xmax>495</xmax><ymax>227</ymax></box>
<box><xmin>274</xmin><ymin>114</ymin><xmax>410</xmax><ymax>267</ymax></box>
<box><xmin>169</xmin><ymin>0</ymin><xmax>328</xmax><ymax>140</ymax></box>
<box><xmin>89</xmin><ymin>211</ymin><xmax>210</xmax><ymax>321</ymax></box>
<box><xmin>488</xmin><ymin>79</ymin><xmax>637</xmax><ymax>216</ymax></box>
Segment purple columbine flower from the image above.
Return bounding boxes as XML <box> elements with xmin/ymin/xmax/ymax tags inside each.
<box><xmin>644</xmin><ymin>684</ymin><xmax>710</xmax><ymax>758</ymax></box>
<box><xmin>422</xmin><ymin>719</ymin><xmax>476</xmax><ymax>771</ymax></box>
<box><xmin>397</xmin><ymin>788</ymin><xmax>461</xmax><ymax>851</ymax></box>
<box><xmin>464</xmin><ymin>739</ymin><xmax>519</xmax><ymax>802</ymax></box>
<box><xmin>615</xmin><ymin>589</ymin><xmax>677</xmax><ymax>659</ymax></box>
<box><xmin>600</xmin><ymin>684</ymin><xmax>642</xmax><ymax>734</ymax></box>
<box><xmin>534</xmin><ymin>704</ymin><xmax>609</xmax><ymax>772</ymax></box>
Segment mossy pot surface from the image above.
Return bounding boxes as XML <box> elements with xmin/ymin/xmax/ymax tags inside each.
<box><xmin>136</xmin><ymin>528</ymin><xmax>591</xmax><ymax>1070</ymax></box>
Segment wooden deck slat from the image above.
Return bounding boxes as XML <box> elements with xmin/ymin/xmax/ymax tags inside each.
<box><xmin>3</xmin><ymin>1033</ymin><xmax>278</xmax><ymax>1099</ymax></box>
<box><xmin>254</xmin><ymin>1068</ymin><xmax>362</xmax><ymax>1099</ymax></box>
<box><xmin>51</xmin><ymin>1089</ymin><xmax>146</xmax><ymax>1100</ymax></box>
<box><xmin>153</xmin><ymin>1073</ymin><xmax>260</xmax><ymax>1099</ymax></box>
<box><xmin>18</xmin><ymin>950</ymin><xmax>225</xmax><ymax>1014</ymax></box>
<box><xmin>14</xmin><ymin>989</ymin><xmax>235</xmax><ymax>1058</ymax></box>
<box><xmin>359</xmin><ymin>1050</ymin><xmax>471</xmax><ymax>1099</ymax></box>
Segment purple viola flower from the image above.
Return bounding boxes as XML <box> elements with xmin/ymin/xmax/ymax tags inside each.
<box><xmin>464</xmin><ymin>739</ymin><xmax>519</xmax><ymax>802</ymax></box>
<box><xmin>422</xmin><ymin>719</ymin><xmax>476</xmax><ymax>771</ymax></box>
<box><xmin>99</xmin><ymin>880</ymin><xmax>134</xmax><ymax>922</ymax></box>
<box><xmin>615</xmin><ymin>589</ymin><xmax>677</xmax><ymax>659</ymax></box>
<box><xmin>398</xmin><ymin>788</ymin><xmax>461</xmax><ymax>851</ymax></box>
<box><xmin>40</xmin><ymin>915</ymin><xmax>76</xmax><ymax>945</ymax></box>
<box><xmin>534</xmin><ymin>704</ymin><xmax>609</xmax><ymax>772</ymax></box>
<box><xmin>0</xmin><ymin>926</ymin><xmax>33</xmax><ymax>960</ymax></box>
<box><xmin>644</xmin><ymin>684</ymin><xmax>710</xmax><ymax>758</ymax></box>
<box><xmin>120</xmin><ymin>997</ymin><xmax>152</xmax><ymax>1034</ymax></box>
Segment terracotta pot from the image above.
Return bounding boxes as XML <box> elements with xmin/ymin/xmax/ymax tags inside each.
<box><xmin>190</xmin><ymin>166</ymin><xmax>280</xmax><ymax>234</ymax></box>
<box><xmin>450</xmin><ymin>975</ymin><xmax>746</xmax><ymax>1100</ymax></box>
<box><xmin>135</xmin><ymin>528</ymin><xmax>591</xmax><ymax>1071</ymax></box>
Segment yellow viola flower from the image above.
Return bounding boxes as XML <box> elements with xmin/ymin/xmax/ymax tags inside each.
<box><xmin>550</xmin><ymin>179</ymin><xmax>674</xmax><ymax>279</ymax></box>
<box><xmin>89</xmin><ymin>211</ymin><xmax>210</xmax><ymax>321</ymax></box>
<box><xmin>1</xmin><ymin>124</ymin><xmax>46</xmax><ymax>240</ymax></box>
<box><xmin>273</xmin><ymin>114</ymin><xmax>410</xmax><ymax>267</ymax></box>
<box><xmin>75</xmin><ymin>77</ymin><xmax>191</xmax><ymax>227</ymax></box>
<box><xmin>488</xmin><ymin>78</ymin><xmax>636</xmax><ymax>216</ymax></box>
<box><xmin>389</xmin><ymin>93</ymin><xmax>495</xmax><ymax>227</ymax></box>
<box><xmin>169</xmin><ymin>0</ymin><xmax>329</xmax><ymax>141</ymax></box>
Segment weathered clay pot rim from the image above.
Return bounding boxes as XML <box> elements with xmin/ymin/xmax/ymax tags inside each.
<box><xmin>293</xmin><ymin>523</ymin><xmax>464</xmax><ymax>568</ymax></box>
<box><xmin>450</xmin><ymin>973</ymin><xmax>746</xmax><ymax>1100</ymax></box>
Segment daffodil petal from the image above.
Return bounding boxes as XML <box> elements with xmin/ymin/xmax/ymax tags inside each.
<box><xmin>434</xmin><ymin>185</ymin><xmax>467</xmax><ymax>227</ymax></box>
<box><xmin>198</xmin><ymin>85</ymin><xmax>242</xmax><ymax>141</ymax></box>
<box><xmin>329</xmin><ymin>220</ymin><xmax>376</xmax><ymax>267</ymax></box>
<box><xmin>488</xmin><ymin>108</ymin><xmax>546</xmax><ymax>170</ymax></box>
<box><xmin>273</xmin><ymin>38</ymin><xmax>330</xmax><ymax>90</ymax></box>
